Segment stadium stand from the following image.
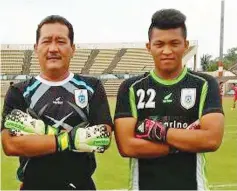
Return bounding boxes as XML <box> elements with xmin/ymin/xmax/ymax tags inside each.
<box><xmin>103</xmin><ymin>79</ymin><xmax>125</xmax><ymax>96</ymax></box>
<box><xmin>1</xmin><ymin>42</ymin><xmax>198</xmax><ymax>96</ymax></box>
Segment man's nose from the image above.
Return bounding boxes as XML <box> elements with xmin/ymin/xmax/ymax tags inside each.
<box><xmin>48</xmin><ymin>42</ymin><xmax>59</xmax><ymax>52</ymax></box>
<box><xmin>162</xmin><ymin>45</ymin><xmax>172</xmax><ymax>55</ymax></box>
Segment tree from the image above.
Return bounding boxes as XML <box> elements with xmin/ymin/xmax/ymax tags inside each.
<box><xmin>22</xmin><ymin>50</ymin><xmax>33</xmax><ymax>75</ymax></box>
<box><xmin>201</xmin><ymin>47</ymin><xmax>237</xmax><ymax>72</ymax></box>
<box><xmin>223</xmin><ymin>47</ymin><xmax>237</xmax><ymax>69</ymax></box>
<box><xmin>200</xmin><ymin>54</ymin><xmax>212</xmax><ymax>71</ymax></box>
<box><xmin>207</xmin><ymin>60</ymin><xmax>218</xmax><ymax>71</ymax></box>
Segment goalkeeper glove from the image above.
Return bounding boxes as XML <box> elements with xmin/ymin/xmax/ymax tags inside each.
<box><xmin>55</xmin><ymin>122</ymin><xmax>111</xmax><ymax>153</ymax></box>
<box><xmin>135</xmin><ymin>119</ymin><xmax>169</xmax><ymax>142</ymax></box>
<box><xmin>4</xmin><ymin>109</ymin><xmax>58</xmax><ymax>136</ymax></box>
<box><xmin>135</xmin><ymin>119</ymin><xmax>200</xmax><ymax>143</ymax></box>
<box><xmin>4</xmin><ymin>109</ymin><xmax>111</xmax><ymax>153</ymax></box>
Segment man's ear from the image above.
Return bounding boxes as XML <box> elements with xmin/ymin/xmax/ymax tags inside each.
<box><xmin>146</xmin><ymin>42</ymin><xmax>151</xmax><ymax>54</ymax></box>
<box><xmin>185</xmin><ymin>40</ymin><xmax>189</xmax><ymax>50</ymax></box>
<box><xmin>34</xmin><ymin>44</ymin><xmax>38</xmax><ymax>57</ymax></box>
<box><xmin>71</xmin><ymin>44</ymin><xmax>76</xmax><ymax>58</ymax></box>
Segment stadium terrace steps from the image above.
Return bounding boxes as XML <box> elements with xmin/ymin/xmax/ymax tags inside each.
<box><xmin>103</xmin><ymin>79</ymin><xmax>124</xmax><ymax>96</ymax></box>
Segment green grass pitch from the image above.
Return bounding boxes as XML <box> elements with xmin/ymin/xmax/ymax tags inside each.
<box><xmin>1</xmin><ymin>97</ymin><xmax>237</xmax><ymax>190</ymax></box>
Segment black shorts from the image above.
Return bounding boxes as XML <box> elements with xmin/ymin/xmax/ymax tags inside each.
<box><xmin>21</xmin><ymin>177</ymin><xmax>96</xmax><ymax>190</ymax></box>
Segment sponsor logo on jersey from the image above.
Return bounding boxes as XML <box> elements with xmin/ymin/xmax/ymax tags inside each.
<box><xmin>148</xmin><ymin>116</ymin><xmax>191</xmax><ymax>129</ymax></box>
<box><xmin>163</xmin><ymin>120</ymin><xmax>188</xmax><ymax>128</ymax></box>
<box><xmin>53</xmin><ymin>97</ymin><xmax>63</xmax><ymax>105</ymax></box>
<box><xmin>75</xmin><ymin>89</ymin><xmax>88</xmax><ymax>108</ymax></box>
<box><xmin>180</xmin><ymin>88</ymin><xmax>196</xmax><ymax>109</ymax></box>
<box><xmin>163</xmin><ymin>93</ymin><xmax>173</xmax><ymax>103</ymax></box>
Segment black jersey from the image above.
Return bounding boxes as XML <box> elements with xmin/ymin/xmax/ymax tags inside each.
<box><xmin>115</xmin><ymin>67</ymin><xmax>223</xmax><ymax>190</ymax></box>
<box><xmin>1</xmin><ymin>72</ymin><xmax>113</xmax><ymax>188</ymax></box>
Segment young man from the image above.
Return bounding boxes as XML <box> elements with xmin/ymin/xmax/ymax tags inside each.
<box><xmin>114</xmin><ymin>9</ymin><xmax>224</xmax><ymax>190</ymax></box>
<box><xmin>231</xmin><ymin>83</ymin><xmax>237</xmax><ymax>110</ymax></box>
<box><xmin>1</xmin><ymin>15</ymin><xmax>113</xmax><ymax>190</ymax></box>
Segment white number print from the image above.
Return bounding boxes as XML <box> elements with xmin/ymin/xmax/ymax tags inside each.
<box><xmin>137</xmin><ymin>89</ymin><xmax>156</xmax><ymax>109</ymax></box>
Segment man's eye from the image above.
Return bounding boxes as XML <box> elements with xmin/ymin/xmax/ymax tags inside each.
<box><xmin>154</xmin><ymin>43</ymin><xmax>163</xmax><ymax>47</ymax></box>
<box><xmin>42</xmin><ymin>40</ymin><xmax>50</xmax><ymax>44</ymax></box>
<box><xmin>172</xmin><ymin>42</ymin><xmax>180</xmax><ymax>46</ymax></box>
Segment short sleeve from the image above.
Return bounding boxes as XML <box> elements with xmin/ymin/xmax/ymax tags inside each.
<box><xmin>201</xmin><ymin>77</ymin><xmax>224</xmax><ymax>116</ymax></box>
<box><xmin>1</xmin><ymin>86</ymin><xmax>27</xmax><ymax>130</ymax></box>
<box><xmin>89</xmin><ymin>80</ymin><xmax>113</xmax><ymax>129</ymax></box>
<box><xmin>114</xmin><ymin>80</ymin><xmax>135</xmax><ymax>119</ymax></box>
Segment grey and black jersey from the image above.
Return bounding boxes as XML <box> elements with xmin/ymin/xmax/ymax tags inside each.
<box><xmin>1</xmin><ymin>72</ymin><xmax>113</xmax><ymax>188</ymax></box>
<box><xmin>115</xmin><ymin>67</ymin><xmax>223</xmax><ymax>190</ymax></box>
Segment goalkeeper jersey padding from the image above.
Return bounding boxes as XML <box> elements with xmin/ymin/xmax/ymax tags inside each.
<box><xmin>114</xmin><ymin>68</ymin><xmax>223</xmax><ymax>190</ymax></box>
<box><xmin>1</xmin><ymin>72</ymin><xmax>113</xmax><ymax>187</ymax></box>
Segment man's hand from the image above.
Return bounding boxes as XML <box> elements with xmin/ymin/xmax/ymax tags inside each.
<box><xmin>186</xmin><ymin>119</ymin><xmax>200</xmax><ymax>130</ymax></box>
<box><xmin>135</xmin><ymin>119</ymin><xmax>200</xmax><ymax>143</ymax></box>
<box><xmin>4</xmin><ymin>109</ymin><xmax>111</xmax><ymax>153</ymax></box>
<box><xmin>56</xmin><ymin>122</ymin><xmax>111</xmax><ymax>153</ymax></box>
<box><xmin>135</xmin><ymin>119</ymin><xmax>169</xmax><ymax>142</ymax></box>
<box><xmin>4</xmin><ymin>109</ymin><xmax>58</xmax><ymax>136</ymax></box>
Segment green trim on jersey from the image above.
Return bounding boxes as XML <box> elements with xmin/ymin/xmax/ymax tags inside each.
<box><xmin>128</xmin><ymin>158</ymin><xmax>134</xmax><ymax>190</ymax></box>
<box><xmin>150</xmin><ymin>67</ymin><xmax>188</xmax><ymax>85</ymax></box>
<box><xmin>188</xmin><ymin>72</ymin><xmax>209</xmax><ymax>190</ymax></box>
<box><xmin>199</xmin><ymin>81</ymin><xmax>208</xmax><ymax>118</ymax></box>
<box><xmin>129</xmin><ymin>87</ymin><xmax>138</xmax><ymax>118</ymax></box>
<box><xmin>197</xmin><ymin>153</ymin><xmax>209</xmax><ymax>190</ymax></box>
<box><xmin>199</xmin><ymin>82</ymin><xmax>209</xmax><ymax>190</ymax></box>
<box><xmin>128</xmin><ymin>158</ymin><xmax>138</xmax><ymax>190</ymax></box>
<box><xmin>202</xmin><ymin>154</ymin><xmax>209</xmax><ymax>190</ymax></box>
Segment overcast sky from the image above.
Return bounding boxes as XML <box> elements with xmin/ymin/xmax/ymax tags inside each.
<box><xmin>1</xmin><ymin>0</ymin><xmax>237</xmax><ymax>66</ymax></box>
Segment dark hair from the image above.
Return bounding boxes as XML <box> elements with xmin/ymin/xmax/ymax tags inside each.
<box><xmin>36</xmin><ymin>15</ymin><xmax>74</xmax><ymax>45</ymax></box>
<box><xmin>148</xmin><ymin>9</ymin><xmax>187</xmax><ymax>40</ymax></box>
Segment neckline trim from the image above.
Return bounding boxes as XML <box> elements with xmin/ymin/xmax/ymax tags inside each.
<box><xmin>150</xmin><ymin>67</ymin><xmax>188</xmax><ymax>85</ymax></box>
<box><xmin>36</xmin><ymin>72</ymin><xmax>74</xmax><ymax>86</ymax></box>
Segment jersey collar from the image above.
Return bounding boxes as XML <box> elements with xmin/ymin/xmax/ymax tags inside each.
<box><xmin>150</xmin><ymin>67</ymin><xmax>188</xmax><ymax>85</ymax></box>
<box><xmin>36</xmin><ymin>72</ymin><xmax>74</xmax><ymax>86</ymax></box>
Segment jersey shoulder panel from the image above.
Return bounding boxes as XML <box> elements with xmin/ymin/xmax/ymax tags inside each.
<box><xmin>12</xmin><ymin>77</ymin><xmax>37</xmax><ymax>94</ymax></box>
<box><xmin>120</xmin><ymin>73</ymin><xmax>150</xmax><ymax>90</ymax></box>
<box><xmin>188</xmin><ymin>70</ymin><xmax>217</xmax><ymax>84</ymax></box>
<box><xmin>71</xmin><ymin>74</ymin><xmax>100</xmax><ymax>93</ymax></box>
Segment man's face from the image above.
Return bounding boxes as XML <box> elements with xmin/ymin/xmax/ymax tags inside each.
<box><xmin>146</xmin><ymin>27</ymin><xmax>188</xmax><ymax>73</ymax></box>
<box><xmin>34</xmin><ymin>23</ymin><xmax>75</xmax><ymax>74</ymax></box>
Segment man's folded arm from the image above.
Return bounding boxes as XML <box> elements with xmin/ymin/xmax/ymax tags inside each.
<box><xmin>166</xmin><ymin>113</ymin><xmax>224</xmax><ymax>152</ymax></box>
<box><xmin>115</xmin><ymin>117</ymin><xmax>170</xmax><ymax>158</ymax></box>
<box><xmin>1</xmin><ymin>129</ymin><xmax>56</xmax><ymax>157</ymax></box>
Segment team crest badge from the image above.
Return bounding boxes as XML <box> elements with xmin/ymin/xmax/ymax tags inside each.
<box><xmin>75</xmin><ymin>89</ymin><xmax>88</xmax><ymax>108</ymax></box>
<box><xmin>181</xmin><ymin>88</ymin><xmax>196</xmax><ymax>110</ymax></box>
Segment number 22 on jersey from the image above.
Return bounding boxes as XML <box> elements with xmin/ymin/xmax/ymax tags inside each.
<box><xmin>137</xmin><ymin>89</ymin><xmax>156</xmax><ymax>109</ymax></box>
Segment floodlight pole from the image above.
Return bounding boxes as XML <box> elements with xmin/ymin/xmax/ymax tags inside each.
<box><xmin>218</xmin><ymin>0</ymin><xmax>225</xmax><ymax>78</ymax></box>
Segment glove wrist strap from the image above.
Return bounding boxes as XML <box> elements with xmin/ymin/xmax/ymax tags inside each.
<box><xmin>47</xmin><ymin>125</ymin><xmax>59</xmax><ymax>135</ymax></box>
<box><xmin>56</xmin><ymin>132</ymin><xmax>70</xmax><ymax>152</ymax></box>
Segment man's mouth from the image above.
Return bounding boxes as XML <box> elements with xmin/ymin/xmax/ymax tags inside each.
<box><xmin>161</xmin><ymin>58</ymin><xmax>175</xmax><ymax>61</ymax></box>
<box><xmin>47</xmin><ymin>57</ymin><xmax>61</xmax><ymax>60</ymax></box>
